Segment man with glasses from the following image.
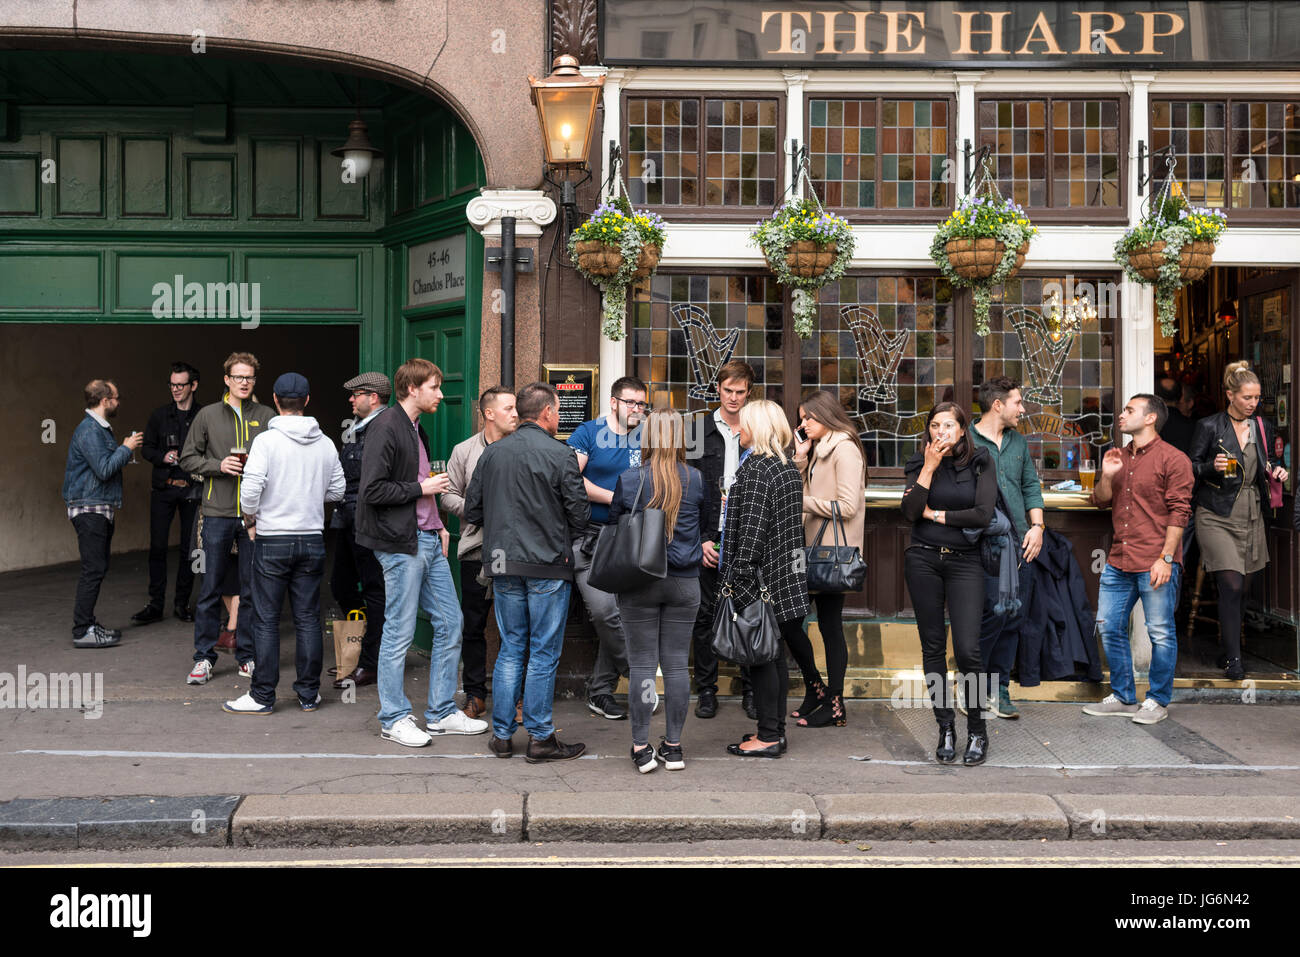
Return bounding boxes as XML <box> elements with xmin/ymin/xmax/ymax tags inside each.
<box><xmin>132</xmin><ymin>362</ymin><xmax>201</xmax><ymax>626</ymax></box>
<box><xmin>63</xmin><ymin>379</ymin><xmax>143</xmax><ymax>647</ymax></box>
<box><xmin>328</xmin><ymin>372</ymin><xmax>392</xmax><ymax>688</ymax></box>
<box><xmin>567</xmin><ymin>375</ymin><xmax>647</xmax><ymax>720</ymax></box>
<box><xmin>180</xmin><ymin>352</ymin><xmax>275</xmax><ymax>685</ymax></box>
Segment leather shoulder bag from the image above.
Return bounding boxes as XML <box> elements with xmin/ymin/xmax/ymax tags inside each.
<box><xmin>711</xmin><ymin>567</ymin><xmax>782</xmax><ymax>667</ymax></box>
<box><xmin>804</xmin><ymin>501</ymin><xmax>868</xmax><ymax>593</ymax></box>
<box><xmin>586</xmin><ymin>469</ymin><xmax>668</xmax><ymax>593</ymax></box>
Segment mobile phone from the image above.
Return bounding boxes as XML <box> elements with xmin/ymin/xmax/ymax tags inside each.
<box><xmin>795</xmin><ymin>427</ymin><xmax>808</xmax><ymax>443</ymax></box>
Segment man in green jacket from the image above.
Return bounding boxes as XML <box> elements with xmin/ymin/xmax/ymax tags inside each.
<box><xmin>180</xmin><ymin>352</ymin><xmax>276</xmax><ymax>685</ymax></box>
<box><xmin>970</xmin><ymin>376</ymin><xmax>1046</xmax><ymax>720</ymax></box>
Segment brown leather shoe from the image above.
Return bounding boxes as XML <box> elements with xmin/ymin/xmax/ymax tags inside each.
<box><xmin>489</xmin><ymin>735</ymin><xmax>513</xmax><ymax>758</ymax></box>
<box><xmin>525</xmin><ymin>734</ymin><xmax>586</xmax><ymax>764</ymax></box>
<box><xmin>333</xmin><ymin>666</ymin><xmax>377</xmax><ymax>690</ymax></box>
<box><xmin>216</xmin><ymin>629</ymin><xmax>236</xmax><ymax>653</ymax></box>
<box><xmin>464</xmin><ymin>695</ymin><xmax>487</xmax><ymax>720</ymax></box>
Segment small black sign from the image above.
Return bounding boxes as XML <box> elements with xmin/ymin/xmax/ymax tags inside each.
<box><xmin>544</xmin><ymin>364</ymin><xmax>599</xmax><ymax>440</ymax></box>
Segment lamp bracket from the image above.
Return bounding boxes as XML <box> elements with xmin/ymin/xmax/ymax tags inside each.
<box><xmin>1137</xmin><ymin>141</ymin><xmax>1176</xmax><ymax>196</ymax></box>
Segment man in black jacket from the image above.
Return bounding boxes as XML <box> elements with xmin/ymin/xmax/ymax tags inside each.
<box><xmin>328</xmin><ymin>371</ymin><xmax>391</xmax><ymax>688</ymax></box>
<box><xmin>133</xmin><ymin>362</ymin><xmax>202</xmax><ymax>625</ymax></box>
<box><xmin>465</xmin><ymin>382</ymin><xmax>590</xmax><ymax>763</ymax></box>
<box><xmin>687</xmin><ymin>360</ymin><xmax>756</xmax><ymax>719</ymax></box>
<box><xmin>356</xmin><ymin>358</ymin><xmax>486</xmax><ymax>748</ymax></box>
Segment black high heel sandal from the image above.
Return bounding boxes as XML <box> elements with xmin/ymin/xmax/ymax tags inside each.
<box><xmin>798</xmin><ymin>694</ymin><xmax>846</xmax><ymax>728</ymax></box>
<box><xmin>790</xmin><ymin>680</ymin><xmax>827</xmax><ymax>719</ymax></box>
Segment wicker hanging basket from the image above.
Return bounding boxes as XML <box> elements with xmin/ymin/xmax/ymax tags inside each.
<box><xmin>944</xmin><ymin>238</ymin><xmax>1029</xmax><ymax>281</ymax></box>
<box><xmin>1126</xmin><ymin>240</ymin><xmax>1216</xmax><ymax>283</ymax></box>
<box><xmin>573</xmin><ymin>240</ymin><xmax>624</xmax><ymax>278</ymax></box>
<box><xmin>783</xmin><ymin>240</ymin><xmax>837</xmax><ymax>279</ymax></box>
<box><xmin>632</xmin><ymin>243</ymin><xmax>661</xmax><ymax>280</ymax></box>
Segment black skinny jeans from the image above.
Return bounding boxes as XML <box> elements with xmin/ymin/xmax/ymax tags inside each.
<box><xmin>783</xmin><ymin>592</ymin><xmax>847</xmax><ymax>697</ymax></box>
<box><xmin>748</xmin><ymin>618</ymin><xmax>805</xmax><ymax>743</ymax></box>
<box><xmin>904</xmin><ymin>545</ymin><xmax>987</xmax><ymax>733</ymax></box>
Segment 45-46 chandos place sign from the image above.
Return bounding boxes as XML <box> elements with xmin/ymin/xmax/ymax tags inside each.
<box><xmin>601</xmin><ymin>1</ymin><xmax>1300</xmax><ymax>69</ymax></box>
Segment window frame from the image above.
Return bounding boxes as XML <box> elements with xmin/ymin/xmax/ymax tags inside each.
<box><xmin>802</xmin><ymin>92</ymin><xmax>958</xmax><ymax>224</ymax></box>
<box><xmin>1149</xmin><ymin>96</ymin><xmax>1300</xmax><ymax>224</ymax></box>
<box><xmin>620</xmin><ymin>89</ymin><xmax>786</xmax><ymax>221</ymax></box>
<box><xmin>975</xmin><ymin>93</ymin><xmax>1130</xmax><ymax>225</ymax></box>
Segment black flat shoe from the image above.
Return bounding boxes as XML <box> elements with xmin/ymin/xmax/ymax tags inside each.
<box><xmin>726</xmin><ymin>739</ymin><xmax>782</xmax><ymax>758</ymax></box>
<box><xmin>962</xmin><ymin>731</ymin><xmax>988</xmax><ymax>766</ymax></box>
<box><xmin>935</xmin><ymin>723</ymin><xmax>956</xmax><ymax>764</ymax></box>
<box><xmin>131</xmin><ymin>605</ymin><xmax>163</xmax><ymax>625</ymax></box>
<box><xmin>173</xmin><ymin>604</ymin><xmax>194</xmax><ymax>623</ymax></box>
<box><xmin>743</xmin><ymin>732</ymin><xmax>787</xmax><ymax>754</ymax></box>
<box><xmin>1223</xmin><ymin>657</ymin><xmax>1246</xmax><ymax>681</ymax></box>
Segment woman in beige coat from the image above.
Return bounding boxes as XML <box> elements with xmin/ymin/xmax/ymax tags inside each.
<box><xmin>788</xmin><ymin>390</ymin><xmax>868</xmax><ymax>728</ymax></box>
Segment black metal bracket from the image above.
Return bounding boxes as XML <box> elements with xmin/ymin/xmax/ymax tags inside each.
<box><xmin>486</xmin><ymin>246</ymin><xmax>534</xmax><ymax>274</ymax></box>
<box><xmin>543</xmin><ymin>165</ymin><xmax>593</xmax><ymax>240</ymax></box>
<box><xmin>789</xmin><ymin>139</ymin><xmax>808</xmax><ymax>182</ymax></box>
<box><xmin>1137</xmin><ymin>140</ymin><xmax>1176</xmax><ymax>196</ymax></box>
<box><xmin>963</xmin><ymin>139</ymin><xmax>991</xmax><ymax>196</ymax></box>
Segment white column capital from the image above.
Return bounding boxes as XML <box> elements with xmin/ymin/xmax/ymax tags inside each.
<box><xmin>783</xmin><ymin>69</ymin><xmax>809</xmax><ymax>89</ymax></box>
<box><xmin>953</xmin><ymin>70</ymin><xmax>986</xmax><ymax>87</ymax></box>
<box><xmin>466</xmin><ymin>189</ymin><xmax>556</xmax><ymax>239</ymax></box>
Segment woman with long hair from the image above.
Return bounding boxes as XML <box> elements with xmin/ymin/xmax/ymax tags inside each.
<box><xmin>1188</xmin><ymin>361</ymin><xmax>1288</xmax><ymax>680</ymax></box>
<box><xmin>902</xmin><ymin>402</ymin><xmax>996</xmax><ymax>766</ymax></box>
<box><xmin>787</xmin><ymin>390</ymin><xmax>868</xmax><ymax>728</ymax></box>
<box><xmin>719</xmin><ymin>399</ymin><xmax>810</xmax><ymax>757</ymax></box>
<box><xmin>607</xmin><ymin>409</ymin><xmax>705</xmax><ymax>772</ymax></box>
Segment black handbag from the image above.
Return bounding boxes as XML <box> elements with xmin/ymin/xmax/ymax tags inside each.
<box><xmin>711</xmin><ymin>569</ymin><xmax>782</xmax><ymax>666</ymax></box>
<box><xmin>586</xmin><ymin>469</ymin><xmax>668</xmax><ymax>593</ymax></box>
<box><xmin>803</xmin><ymin>501</ymin><xmax>868</xmax><ymax>593</ymax></box>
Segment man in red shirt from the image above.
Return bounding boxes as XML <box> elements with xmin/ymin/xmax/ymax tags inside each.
<box><xmin>1084</xmin><ymin>393</ymin><xmax>1194</xmax><ymax>725</ymax></box>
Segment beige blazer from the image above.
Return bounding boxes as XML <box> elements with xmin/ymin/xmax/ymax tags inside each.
<box><xmin>794</xmin><ymin>428</ymin><xmax>866</xmax><ymax>550</ymax></box>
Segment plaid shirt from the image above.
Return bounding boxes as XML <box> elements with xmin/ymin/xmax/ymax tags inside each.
<box><xmin>68</xmin><ymin>503</ymin><xmax>115</xmax><ymax>522</ymax></box>
<box><xmin>720</xmin><ymin>452</ymin><xmax>810</xmax><ymax>623</ymax></box>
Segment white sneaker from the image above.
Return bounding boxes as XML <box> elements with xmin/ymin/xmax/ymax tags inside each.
<box><xmin>427</xmin><ymin>710</ymin><xmax>489</xmax><ymax>736</ymax></box>
<box><xmin>221</xmin><ymin>692</ymin><xmax>272</xmax><ymax>715</ymax></box>
<box><xmin>381</xmin><ymin>714</ymin><xmax>432</xmax><ymax>748</ymax></box>
<box><xmin>1132</xmin><ymin>698</ymin><xmax>1169</xmax><ymax>725</ymax></box>
<box><xmin>238</xmin><ymin>660</ymin><xmax>255</xmax><ymax>678</ymax></box>
<box><xmin>187</xmin><ymin>659</ymin><xmax>212</xmax><ymax>684</ymax></box>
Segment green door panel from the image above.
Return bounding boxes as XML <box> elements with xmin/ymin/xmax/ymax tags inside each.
<box><xmin>56</xmin><ymin>136</ymin><xmax>105</xmax><ymax>216</ymax></box>
<box><xmin>244</xmin><ymin>253</ymin><xmax>362</xmax><ymax>314</ymax></box>
<box><xmin>0</xmin><ymin>253</ymin><xmax>101</xmax><ymax>310</ymax></box>
<box><xmin>0</xmin><ymin>154</ymin><xmax>40</xmax><ymax>215</ymax></box>
<box><xmin>120</xmin><ymin>138</ymin><xmax>170</xmax><ymax>217</ymax></box>
<box><xmin>114</xmin><ymin>254</ymin><xmax>231</xmax><ymax>311</ymax></box>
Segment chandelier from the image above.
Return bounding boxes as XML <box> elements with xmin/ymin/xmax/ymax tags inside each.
<box><xmin>1044</xmin><ymin>289</ymin><xmax>1097</xmax><ymax>341</ymax></box>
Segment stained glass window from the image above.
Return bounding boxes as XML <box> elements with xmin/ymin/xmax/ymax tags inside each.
<box><xmin>1230</xmin><ymin>101</ymin><xmax>1300</xmax><ymax>209</ymax></box>
<box><xmin>806</xmin><ymin>275</ymin><xmax>955</xmax><ymax>470</ymax></box>
<box><xmin>807</xmin><ymin>98</ymin><xmax>950</xmax><ymax>210</ymax></box>
<box><xmin>978</xmin><ymin>98</ymin><xmax>1122</xmax><ymax>209</ymax></box>
<box><xmin>629</xmin><ymin>272</ymin><xmax>785</xmax><ymax>411</ymax></box>
<box><xmin>1149</xmin><ymin>100</ymin><xmax>1227</xmax><ymax>208</ymax></box>
<box><xmin>976</xmin><ymin>274</ymin><xmax>1119</xmax><ymax>470</ymax></box>
<box><xmin>626</xmin><ymin>96</ymin><xmax>778</xmax><ymax>209</ymax></box>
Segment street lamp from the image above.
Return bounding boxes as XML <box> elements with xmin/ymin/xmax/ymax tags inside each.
<box><xmin>529</xmin><ymin>54</ymin><xmax>603</xmax><ymax>169</ymax></box>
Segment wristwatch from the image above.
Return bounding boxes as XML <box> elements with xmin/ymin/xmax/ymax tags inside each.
<box><xmin>1162</xmin><ymin>554</ymin><xmax>1173</xmax><ymax>564</ymax></box>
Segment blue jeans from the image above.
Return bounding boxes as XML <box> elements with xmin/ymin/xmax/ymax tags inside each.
<box><xmin>193</xmin><ymin>515</ymin><xmax>256</xmax><ymax>666</ymax></box>
<box><xmin>375</xmin><ymin>532</ymin><xmax>464</xmax><ymax>728</ymax></box>
<box><xmin>1097</xmin><ymin>562</ymin><xmax>1182</xmax><ymax>707</ymax></box>
<box><xmin>249</xmin><ymin>533</ymin><xmax>326</xmax><ymax>707</ymax></box>
<box><xmin>491</xmin><ymin>576</ymin><xmax>572</xmax><ymax>741</ymax></box>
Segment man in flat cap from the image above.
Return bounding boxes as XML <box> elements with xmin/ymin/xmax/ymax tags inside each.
<box><xmin>329</xmin><ymin>372</ymin><xmax>392</xmax><ymax>688</ymax></box>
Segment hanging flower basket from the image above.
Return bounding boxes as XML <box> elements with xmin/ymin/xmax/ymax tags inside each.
<box><xmin>568</xmin><ymin>197</ymin><xmax>667</xmax><ymax>341</ymax></box>
<box><xmin>1114</xmin><ymin>184</ymin><xmax>1226</xmax><ymax>338</ymax></box>
<box><xmin>750</xmin><ymin>198</ymin><xmax>855</xmax><ymax>338</ymax></box>
<box><xmin>930</xmin><ymin>188</ymin><xmax>1038</xmax><ymax>336</ymax></box>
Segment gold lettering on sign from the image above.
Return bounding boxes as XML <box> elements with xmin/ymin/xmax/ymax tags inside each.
<box><xmin>953</xmin><ymin>10</ymin><xmax>1011</xmax><ymax>55</ymax></box>
<box><xmin>1015</xmin><ymin>10</ymin><xmax>1065</xmax><ymax>55</ymax></box>
<box><xmin>1073</xmin><ymin>11</ymin><xmax>1128</xmax><ymax>54</ymax></box>
<box><xmin>882</xmin><ymin>10</ymin><xmax>925</xmax><ymax>54</ymax></box>
<box><xmin>817</xmin><ymin>10</ymin><xmax>872</xmax><ymax>55</ymax></box>
<box><xmin>1135</xmin><ymin>11</ymin><xmax>1186</xmax><ymax>55</ymax></box>
<box><xmin>760</xmin><ymin>10</ymin><xmax>814</xmax><ymax>54</ymax></box>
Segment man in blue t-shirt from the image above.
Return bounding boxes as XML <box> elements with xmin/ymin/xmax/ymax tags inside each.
<box><xmin>567</xmin><ymin>375</ymin><xmax>646</xmax><ymax>720</ymax></box>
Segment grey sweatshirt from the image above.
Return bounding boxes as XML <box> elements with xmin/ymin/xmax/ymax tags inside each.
<box><xmin>240</xmin><ymin>415</ymin><xmax>345</xmax><ymax>535</ymax></box>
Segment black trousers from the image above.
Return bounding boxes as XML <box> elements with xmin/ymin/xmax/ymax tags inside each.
<box><xmin>904</xmin><ymin>545</ymin><xmax>987</xmax><ymax>733</ymax></box>
<box><xmin>748</xmin><ymin>618</ymin><xmax>803</xmax><ymax>743</ymax></box>
<box><xmin>71</xmin><ymin>513</ymin><xmax>114</xmax><ymax>636</ymax></box>
<box><xmin>148</xmin><ymin>487</ymin><xmax>198</xmax><ymax>608</ymax></box>
<box><xmin>688</xmin><ymin>563</ymin><xmax>752</xmax><ymax>695</ymax></box>
<box><xmin>328</xmin><ymin>524</ymin><xmax>385</xmax><ymax>672</ymax></box>
<box><xmin>782</xmin><ymin>592</ymin><xmax>848</xmax><ymax>696</ymax></box>
<box><xmin>460</xmin><ymin>558</ymin><xmax>492</xmax><ymax>700</ymax></box>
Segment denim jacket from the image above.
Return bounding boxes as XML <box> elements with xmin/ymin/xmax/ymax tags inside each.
<box><xmin>62</xmin><ymin>412</ymin><xmax>133</xmax><ymax>508</ymax></box>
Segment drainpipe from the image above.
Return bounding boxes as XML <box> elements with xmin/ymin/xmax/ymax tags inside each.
<box><xmin>500</xmin><ymin>215</ymin><xmax>516</xmax><ymax>389</ymax></box>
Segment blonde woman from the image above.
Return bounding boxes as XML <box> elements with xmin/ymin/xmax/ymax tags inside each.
<box><xmin>719</xmin><ymin>399</ymin><xmax>810</xmax><ymax>757</ymax></box>
<box><xmin>1188</xmin><ymin>361</ymin><xmax>1288</xmax><ymax>680</ymax></box>
<box><xmin>789</xmin><ymin>390</ymin><xmax>869</xmax><ymax>728</ymax></box>
<box><xmin>607</xmin><ymin>410</ymin><xmax>706</xmax><ymax>773</ymax></box>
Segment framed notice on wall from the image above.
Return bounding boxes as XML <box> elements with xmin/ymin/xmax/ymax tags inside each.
<box><xmin>544</xmin><ymin>364</ymin><xmax>599</xmax><ymax>440</ymax></box>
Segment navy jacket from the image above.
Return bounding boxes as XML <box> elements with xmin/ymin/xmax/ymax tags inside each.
<box><xmin>1018</xmin><ymin>529</ymin><xmax>1102</xmax><ymax>685</ymax></box>
<box><xmin>63</xmin><ymin>413</ymin><xmax>133</xmax><ymax>508</ymax></box>
<box><xmin>608</xmin><ymin>464</ymin><xmax>706</xmax><ymax>576</ymax></box>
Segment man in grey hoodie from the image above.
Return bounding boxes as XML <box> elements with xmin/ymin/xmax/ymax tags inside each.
<box><xmin>224</xmin><ymin>373</ymin><xmax>345</xmax><ymax>714</ymax></box>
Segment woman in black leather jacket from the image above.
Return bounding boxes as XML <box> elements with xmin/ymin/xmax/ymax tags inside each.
<box><xmin>1187</xmin><ymin>361</ymin><xmax>1288</xmax><ymax>680</ymax></box>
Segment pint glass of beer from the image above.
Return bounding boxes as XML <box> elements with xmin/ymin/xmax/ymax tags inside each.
<box><xmin>1079</xmin><ymin>459</ymin><xmax>1095</xmax><ymax>492</ymax></box>
<box><xmin>231</xmin><ymin>446</ymin><xmax>248</xmax><ymax>468</ymax></box>
<box><xmin>1224</xmin><ymin>455</ymin><xmax>1239</xmax><ymax>477</ymax></box>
